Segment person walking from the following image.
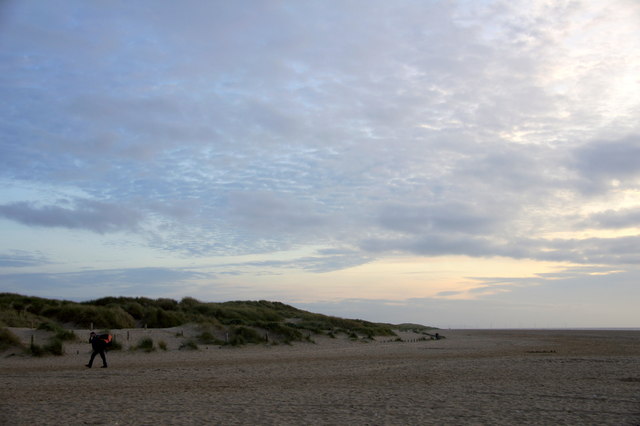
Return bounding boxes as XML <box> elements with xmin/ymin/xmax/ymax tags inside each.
<box><xmin>86</xmin><ymin>331</ymin><xmax>109</xmax><ymax>368</ymax></box>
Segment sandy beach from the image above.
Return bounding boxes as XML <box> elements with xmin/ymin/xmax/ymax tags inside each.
<box><xmin>1</xmin><ymin>328</ymin><xmax>639</xmax><ymax>425</ymax></box>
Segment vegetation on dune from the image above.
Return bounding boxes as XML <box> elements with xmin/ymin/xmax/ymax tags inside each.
<box><xmin>0</xmin><ymin>293</ymin><xmax>435</xmax><ymax>348</ymax></box>
<box><xmin>0</xmin><ymin>294</ymin><xmax>135</xmax><ymax>329</ymax></box>
<box><xmin>37</xmin><ymin>321</ymin><xmax>77</xmax><ymax>341</ymax></box>
<box><xmin>133</xmin><ymin>336</ymin><xmax>155</xmax><ymax>353</ymax></box>
<box><xmin>0</xmin><ymin>327</ymin><xmax>24</xmax><ymax>351</ymax></box>
<box><xmin>395</xmin><ymin>323</ymin><xmax>438</xmax><ymax>333</ymax></box>
<box><xmin>1</xmin><ymin>322</ymin><xmax>71</xmax><ymax>356</ymax></box>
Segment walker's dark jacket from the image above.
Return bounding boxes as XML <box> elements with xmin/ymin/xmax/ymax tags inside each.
<box><xmin>90</xmin><ymin>334</ymin><xmax>109</xmax><ymax>350</ymax></box>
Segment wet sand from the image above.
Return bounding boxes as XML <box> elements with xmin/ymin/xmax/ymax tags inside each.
<box><xmin>2</xmin><ymin>329</ymin><xmax>640</xmax><ymax>425</ymax></box>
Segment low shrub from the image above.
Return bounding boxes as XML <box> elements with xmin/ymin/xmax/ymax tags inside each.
<box><xmin>29</xmin><ymin>338</ymin><xmax>64</xmax><ymax>356</ymax></box>
<box><xmin>260</xmin><ymin>322</ymin><xmax>303</xmax><ymax>343</ymax></box>
<box><xmin>109</xmin><ymin>339</ymin><xmax>123</xmax><ymax>351</ymax></box>
<box><xmin>0</xmin><ymin>309</ymin><xmax>30</xmax><ymax>327</ymax></box>
<box><xmin>134</xmin><ymin>337</ymin><xmax>155</xmax><ymax>352</ymax></box>
<box><xmin>179</xmin><ymin>339</ymin><xmax>198</xmax><ymax>350</ymax></box>
<box><xmin>43</xmin><ymin>304</ymin><xmax>135</xmax><ymax>329</ymax></box>
<box><xmin>36</xmin><ymin>321</ymin><xmax>59</xmax><ymax>332</ymax></box>
<box><xmin>197</xmin><ymin>330</ymin><xmax>224</xmax><ymax>345</ymax></box>
<box><xmin>37</xmin><ymin>321</ymin><xmax>76</xmax><ymax>341</ymax></box>
<box><xmin>123</xmin><ymin>301</ymin><xmax>144</xmax><ymax>320</ymax></box>
<box><xmin>55</xmin><ymin>329</ymin><xmax>76</xmax><ymax>341</ymax></box>
<box><xmin>43</xmin><ymin>338</ymin><xmax>64</xmax><ymax>356</ymax></box>
<box><xmin>227</xmin><ymin>326</ymin><xmax>263</xmax><ymax>346</ymax></box>
<box><xmin>141</xmin><ymin>307</ymin><xmax>185</xmax><ymax>328</ymax></box>
<box><xmin>29</xmin><ymin>343</ymin><xmax>45</xmax><ymax>356</ymax></box>
<box><xmin>0</xmin><ymin>327</ymin><xmax>24</xmax><ymax>351</ymax></box>
<box><xmin>158</xmin><ymin>340</ymin><xmax>167</xmax><ymax>351</ymax></box>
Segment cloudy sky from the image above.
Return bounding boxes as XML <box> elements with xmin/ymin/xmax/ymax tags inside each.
<box><xmin>1</xmin><ymin>1</ymin><xmax>639</xmax><ymax>328</ymax></box>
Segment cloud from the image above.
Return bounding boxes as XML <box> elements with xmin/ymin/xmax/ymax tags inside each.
<box><xmin>218</xmin><ymin>251</ymin><xmax>373</xmax><ymax>274</ymax></box>
<box><xmin>587</xmin><ymin>207</ymin><xmax>640</xmax><ymax>229</ymax></box>
<box><xmin>435</xmin><ymin>290</ymin><xmax>464</xmax><ymax>297</ymax></box>
<box><xmin>376</xmin><ymin>201</ymin><xmax>501</xmax><ymax>235</ymax></box>
<box><xmin>360</xmin><ymin>234</ymin><xmax>498</xmax><ymax>258</ymax></box>
<box><xmin>539</xmin><ymin>235</ymin><xmax>640</xmax><ymax>265</ymax></box>
<box><xmin>226</xmin><ymin>191</ymin><xmax>330</xmax><ymax>236</ymax></box>
<box><xmin>0</xmin><ymin>267</ymin><xmax>211</xmax><ymax>300</ymax></box>
<box><xmin>573</xmin><ymin>136</ymin><xmax>640</xmax><ymax>193</ymax></box>
<box><xmin>0</xmin><ymin>199</ymin><xmax>143</xmax><ymax>234</ymax></box>
<box><xmin>536</xmin><ymin>265</ymin><xmax>626</xmax><ymax>280</ymax></box>
<box><xmin>359</xmin><ymin>230</ymin><xmax>640</xmax><ymax>267</ymax></box>
<box><xmin>0</xmin><ymin>250</ymin><xmax>49</xmax><ymax>268</ymax></box>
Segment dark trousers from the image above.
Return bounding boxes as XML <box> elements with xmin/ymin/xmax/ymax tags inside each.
<box><xmin>88</xmin><ymin>348</ymin><xmax>107</xmax><ymax>367</ymax></box>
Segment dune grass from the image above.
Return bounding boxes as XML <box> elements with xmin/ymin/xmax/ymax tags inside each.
<box><xmin>179</xmin><ymin>339</ymin><xmax>199</xmax><ymax>350</ymax></box>
<box><xmin>0</xmin><ymin>327</ymin><xmax>24</xmax><ymax>351</ymax></box>
<box><xmin>131</xmin><ymin>336</ymin><xmax>155</xmax><ymax>352</ymax></box>
<box><xmin>1</xmin><ymin>293</ymin><xmax>434</xmax><ymax>347</ymax></box>
<box><xmin>28</xmin><ymin>336</ymin><xmax>65</xmax><ymax>357</ymax></box>
<box><xmin>135</xmin><ymin>337</ymin><xmax>155</xmax><ymax>352</ymax></box>
<box><xmin>37</xmin><ymin>321</ymin><xmax>77</xmax><ymax>341</ymax></box>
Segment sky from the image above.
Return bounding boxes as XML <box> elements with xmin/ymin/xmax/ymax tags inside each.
<box><xmin>1</xmin><ymin>0</ymin><xmax>639</xmax><ymax>328</ymax></box>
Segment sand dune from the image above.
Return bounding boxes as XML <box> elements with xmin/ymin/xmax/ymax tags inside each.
<box><xmin>2</xmin><ymin>328</ymin><xmax>639</xmax><ymax>425</ymax></box>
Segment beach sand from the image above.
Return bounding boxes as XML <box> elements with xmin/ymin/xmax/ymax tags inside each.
<box><xmin>1</xmin><ymin>328</ymin><xmax>639</xmax><ymax>425</ymax></box>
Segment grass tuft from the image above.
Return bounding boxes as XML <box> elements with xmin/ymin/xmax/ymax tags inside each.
<box><xmin>0</xmin><ymin>327</ymin><xmax>24</xmax><ymax>351</ymax></box>
<box><xmin>179</xmin><ymin>339</ymin><xmax>199</xmax><ymax>350</ymax></box>
<box><xmin>134</xmin><ymin>337</ymin><xmax>155</xmax><ymax>352</ymax></box>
